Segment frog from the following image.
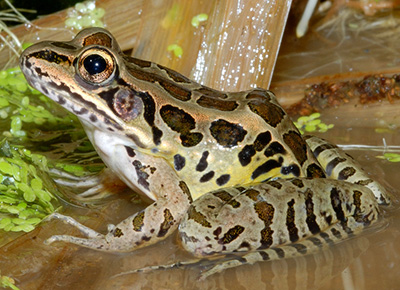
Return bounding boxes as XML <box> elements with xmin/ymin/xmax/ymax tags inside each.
<box><xmin>19</xmin><ymin>27</ymin><xmax>389</xmax><ymax>275</ymax></box>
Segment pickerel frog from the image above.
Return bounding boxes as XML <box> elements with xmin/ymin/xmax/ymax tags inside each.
<box><xmin>20</xmin><ymin>28</ymin><xmax>389</xmax><ymax>275</ymax></box>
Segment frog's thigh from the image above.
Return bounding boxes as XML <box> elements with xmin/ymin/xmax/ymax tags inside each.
<box><xmin>179</xmin><ymin>178</ymin><xmax>378</xmax><ymax>257</ymax></box>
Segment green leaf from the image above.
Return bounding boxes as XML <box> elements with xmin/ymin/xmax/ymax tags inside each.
<box><xmin>30</xmin><ymin>178</ymin><xmax>42</xmax><ymax>190</ymax></box>
<box><xmin>11</xmin><ymin>224</ymin><xmax>35</xmax><ymax>232</ymax></box>
<box><xmin>22</xmin><ymin>42</ymin><xmax>33</xmax><ymax>50</ymax></box>
<box><xmin>0</xmin><ymin>218</ymin><xmax>11</xmax><ymax>226</ymax></box>
<box><xmin>35</xmin><ymin>189</ymin><xmax>52</xmax><ymax>202</ymax></box>
<box><xmin>0</xmin><ymin>98</ymin><xmax>10</xmax><ymax>108</ymax></box>
<box><xmin>25</xmin><ymin>217</ymin><xmax>41</xmax><ymax>224</ymax></box>
<box><xmin>11</xmin><ymin>218</ymin><xmax>26</xmax><ymax>225</ymax></box>
<box><xmin>0</xmin><ymin>161</ymin><xmax>14</xmax><ymax>175</ymax></box>
<box><xmin>18</xmin><ymin>183</ymin><xmax>36</xmax><ymax>202</ymax></box>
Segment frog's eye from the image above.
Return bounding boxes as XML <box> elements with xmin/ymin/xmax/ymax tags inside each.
<box><xmin>77</xmin><ymin>48</ymin><xmax>116</xmax><ymax>84</ymax></box>
<box><xmin>83</xmin><ymin>54</ymin><xmax>107</xmax><ymax>75</ymax></box>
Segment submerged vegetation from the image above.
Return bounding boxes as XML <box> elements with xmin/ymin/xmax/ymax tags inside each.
<box><xmin>0</xmin><ymin>65</ymin><xmax>102</xmax><ymax>233</ymax></box>
<box><xmin>294</xmin><ymin>112</ymin><xmax>334</xmax><ymax>134</ymax></box>
<box><xmin>0</xmin><ymin>1</ymin><xmax>106</xmax><ymax>235</ymax></box>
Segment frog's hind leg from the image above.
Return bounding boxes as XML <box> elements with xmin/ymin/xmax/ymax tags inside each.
<box><xmin>304</xmin><ymin>135</ymin><xmax>390</xmax><ymax>205</ymax></box>
<box><xmin>113</xmin><ymin>217</ymin><xmax>370</xmax><ymax>280</ymax></box>
<box><xmin>198</xmin><ymin>219</ymin><xmax>366</xmax><ymax>279</ymax></box>
<box><xmin>187</xmin><ymin>178</ymin><xmax>380</xmax><ymax>279</ymax></box>
<box><xmin>120</xmin><ymin>176</ymin><xmax>379</xmax><ymax>278</ymax></box>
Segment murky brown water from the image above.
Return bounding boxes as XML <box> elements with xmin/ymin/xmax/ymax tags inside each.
<box><xmin>0</xmin><ymin>111</ymin><xmax>399</xmax><ymax>290</ymax></box>
<box><xmin>2</xmin><ymin>2</ymin><xmax>400</xmax><ymax>289</ymax></box>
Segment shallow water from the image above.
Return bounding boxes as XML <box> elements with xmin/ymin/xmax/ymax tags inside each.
<box><xmin>2</xmin><ymin>4</ymin><xmax>400</xmax><ymax>288</ymax></box>
<box><xmin>0</xmin><ymin>119</ymin><xmax>399</xmax><ymax>290</ymax></box>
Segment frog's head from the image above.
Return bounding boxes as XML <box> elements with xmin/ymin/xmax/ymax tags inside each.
<box><xmin>19</xmin><ymin>28</ymin><xmax>157</xmax><ymax>147</ymax></box>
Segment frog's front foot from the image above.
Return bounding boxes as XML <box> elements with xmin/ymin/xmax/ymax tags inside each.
<box><xmin>44</xmin><ymin>185</ymin><xmax>191</xmax><ymax>252</ymax></box>
<box><xmin>52</xmin><ymin>168</ymin><xmax>128</xmax><ymax>201</ymax></box>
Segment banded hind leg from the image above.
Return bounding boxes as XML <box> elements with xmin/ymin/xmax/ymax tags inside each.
<box><xmin>124</xmin><ymin>176</ymin><xmax>379</xmax><ymax>279</ymax></box>
<box><xmin>126</xmin><ymin>136</ymin><xmax>389</xmax><ymax>278</ymax></box>
<box><xmin>176</xmin><ymin>136</ymin><xmax>389</xmax><ymax>277</ymax></box>
<box><xmin>304</xmin><ymin>135</ymin><xmax>390</xmax><ymax>205</ymax></box>
<box><xmin>178</xmin><ymin>178</ymin><xmax>379</xmax><ymax>277</ymax></box>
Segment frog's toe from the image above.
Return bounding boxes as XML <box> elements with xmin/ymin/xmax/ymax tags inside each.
<box><xmin>45</xmin><ymin>213</ymin><xmax>105</xmax><ymax>239</ymax></box>
<box><xmin>44</xmin><ymin>213</ymin><xmax>75</xmax><ymax>224</ymax></box>
<box><xmin>52</xmin><ymin>168</ymin><xmax>128</xmax><ymax>201</ymax></box>
<box><xmin>45</xmin><ymin>234</ymin><xmax>112</xmax><ymax>251</ymax></box>
<box><xmin>44</xmin><ymin>234</ymin><xmax>67</xmax><ymax>245</ymax></box>
<box><xmin>44</xmin><ymin>212</ymin><xmax>62</xmax><ymax>221</ymax></box>
<box><xmin>77</xmin><ymin>184</ymin><xmax>111</xmax><ymax>199</ymax></box>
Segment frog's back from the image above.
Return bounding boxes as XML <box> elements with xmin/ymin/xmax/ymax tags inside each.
<box><xmin>142</xmin><ymin>85</ymin><xmax>326</xmax><ymax>200</ymax></box>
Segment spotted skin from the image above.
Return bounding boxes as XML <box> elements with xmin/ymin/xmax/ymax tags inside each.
<box><xmin>19</xmin><ymin>28</ymin><xmax>390</xmax><ymax>277</ymax></box>
<box><xmin>20</xmin><ymin>29</ymin><xmax>324</xmax><ymax>201</ymax></box>
<box><xmin>209</xmin><ymin>119</ymin><xmax>247</xmax><ymax>148</ymax></box>
<box><xmin>304</xmin><ymin>135</ymin><xmax>389</xmax><ymax>205</ymax></box>
<box><xmin>132</xmin><ymin>212</ymin><xmax>145</xmax><ymax>232</ymax></box>
<box><xmin>196</xmin><ymin>95</ymin><xmax>239</xmax><ymax>111</ymax></box>
<box><xmin>173</xmin><ymin>154</ymin><xmax>185</xmax><ymax>171</ymax></box>
<box><xmin>246</xmin><ymin>90</ymin><xmax>286</xmax><ymax>128</ymax></box>
<box><xmin>159</xmin><ymin>105</ymin><xmax>203</xmax><ymax>147</ymax></box>
<box><xmin>254</xmin><ymin>201</ymin><xmax>275</xmax><ymax>249</ymax></box>
<box><xmin>216</xmin><ymin>174</ymin><xmax>230</xmax><ymax>186</ymax></box>
<box><xmin>195</xmin><ymin>151</ymin><xmax>209</xmax><ymax>172</ymax></box>
<box><xmin>286</xmin><ymin>199</ymin><xmax>299</xmax><ymax>242</ymax></box>
<box><xmin>200</xmin><ymin>171</ymin><xmax>215</xmax><ymax>183</ymax></box>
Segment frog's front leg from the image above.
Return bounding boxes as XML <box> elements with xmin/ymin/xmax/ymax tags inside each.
<box><xmin>45</xmin><ymin>154</ymin><xmax>192</xmax><ymax>252</ymax></box>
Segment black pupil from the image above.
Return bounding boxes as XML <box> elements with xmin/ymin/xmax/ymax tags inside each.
<box><xmin>83</xmin><ymin>54</ymin><xmax>107</xmax><ymax>75</ymax></box>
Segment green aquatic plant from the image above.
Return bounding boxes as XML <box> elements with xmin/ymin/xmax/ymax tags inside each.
<box><xmin>65</xmin><ymin>1</ymin><xmax>105</xmax><ymax>30</ymax></box>
<box><xmin>191</xmin><ymin>13</ymin><xmax>208</xmax><ymax>28</ymax></box>
<box><xmin>0</xmin><ymin>66</ymin><xmax>77</xmax><ymax>138</ymax></box>
<box><xmin>0</xmin><ymin>273</ymin><xmax>19</xmax><ymax>290</ymax></box>
<box><xmin>167</xmin><ymin>43</ymin><xmax>183</xmax><ymax>58</ymax></box>
<box><xmin>0</xmin><ymin>66</ymin><xmax>103</xmax><ymax>233</ymax></box>
<box><xmin>377</xmin><ymin>152</ymin><xmax>400</xmax><ymax>163</ymax></box>
<box><xmin>0</xmin><ymin>139</ymin><xmax>57</xmax><ymax>232</ymax></box>
<box><xmin>294</xmin><ymin>112</ymin><xmax>334</xmax><ymax>134</ymax></box>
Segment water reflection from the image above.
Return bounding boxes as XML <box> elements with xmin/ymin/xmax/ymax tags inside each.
<box><xmin>1</xmin><ymin>205</ymin><xmax>398</xmax><ymax>290</ymax></box>
<box><xmin>107</xmin><ymin>234</ymin><xmax>380</xmax><ymax>290</ymax></box>
<box><xmin>0</xmin><ymin>132</ymin><xmax>399</xmax><ymax>289</ymax></box>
